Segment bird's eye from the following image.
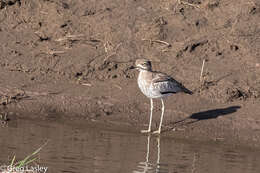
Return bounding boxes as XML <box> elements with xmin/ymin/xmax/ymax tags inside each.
<box><xmin>143</xmin><ymin>62</ymin><xmax>151</xmax><ymax>66</ymax></box>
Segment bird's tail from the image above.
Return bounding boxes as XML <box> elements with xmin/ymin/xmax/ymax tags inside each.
<box><xmin>182</xmin><ymin>86</ymin><xmax>193</xmax><ymax>95</ymax></box>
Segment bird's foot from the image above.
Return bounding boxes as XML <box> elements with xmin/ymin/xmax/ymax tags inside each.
<box><xmin>152</xmin><ymin>130</ymin><xmax>161</xmax><ymax>134</ymax></box>
<box><xmin>141</xmin><ymin>129</ymin><xmax>151</xmax><ymax>133</ymax></box>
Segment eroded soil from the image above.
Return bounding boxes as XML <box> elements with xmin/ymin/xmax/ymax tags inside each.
<box><xmin>0</xmin><ymin>0</ymin><xmax>260</xmax><ymax>147</ymax></box>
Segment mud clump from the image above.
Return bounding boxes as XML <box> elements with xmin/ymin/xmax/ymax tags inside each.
<box><xmin>226</xmin><ymin>87</ymin><xmax>260</xmax><ymax>102</ymax></box>
<box><xmin>0</xmin><ymin>88</ymin><xmax>27</xmax><ymax>106</ymax></box>
<box><xmin>0</xmin><ymin>0</ymin><xmax>20</xmax><ymax>9</ymax></box>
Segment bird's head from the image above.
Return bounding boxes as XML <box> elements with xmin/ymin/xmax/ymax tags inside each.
<box><xmin>133</xmin><ymin>59</ymin><xmax>152</xmax><ymax>71</ymax></box>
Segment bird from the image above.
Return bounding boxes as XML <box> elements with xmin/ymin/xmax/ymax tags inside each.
<box><xmin>132</xmin><ymin>59</ymin><xmax>192</xmax><ymax>134</ymax></box>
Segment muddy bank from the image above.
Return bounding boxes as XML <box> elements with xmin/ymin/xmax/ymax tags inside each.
<box><xmin>0</xmin><ymin>0</ymin><xmax>260</xmax><ymax>147</ymax></box>
<box><xmin>1</xmin><ymin>77</ymin><xmax>260</xmax><ymax>148</ymax></box>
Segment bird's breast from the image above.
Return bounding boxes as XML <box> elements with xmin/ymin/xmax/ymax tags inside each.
<box><xmin>137</xmin><ymin>73</ymin><xmax>152</xmax><ymax>97</ymax></box>
<box><xmin>137</xmin><ymin>73</ymin><xmax>163</xmax><ymax>98</ymax></box>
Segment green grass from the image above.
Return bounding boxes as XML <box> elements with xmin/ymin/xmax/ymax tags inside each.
<box><xmin>9</xmin><ymin>141</ymin><xmax>48</xmax><ymax>170</ymax></box>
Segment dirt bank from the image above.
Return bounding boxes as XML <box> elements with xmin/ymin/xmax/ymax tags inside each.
<box><xmin>0</xmin><ymin>0</ymin><xmax>260</xmax><ymax>147</ymax></box>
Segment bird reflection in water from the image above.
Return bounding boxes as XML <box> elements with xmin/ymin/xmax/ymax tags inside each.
<box><xmin>133</xmin><ymin>135</ymin><xmax>169</xmax><ymax>173</ymax></box>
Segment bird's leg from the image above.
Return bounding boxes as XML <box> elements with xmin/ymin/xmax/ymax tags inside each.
<box><xmin>141</xmin><ymin>98</ymin><xmax>153</xmax><ymax>133</ymax></box>
<box><xmin>156</xmin><ymin>137</ymin><xmax>161</xmax><ymax>168</ymax></box>
<box><xmin>153</xmin><ymin>98</ymin><xmax>165</xmax><ymax>134</ymax></box>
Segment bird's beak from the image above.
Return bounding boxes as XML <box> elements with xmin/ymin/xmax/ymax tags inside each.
<box><xmin>129</xmin><ymin>66</ymin><xmax>137</xmax><ymax>70</ymax></box>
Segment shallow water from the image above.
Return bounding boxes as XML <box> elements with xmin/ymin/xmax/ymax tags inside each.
<box><xmin>0</xmin><ymin>118</ymin><xmax>260</xmax><ymax>173</ymax></box>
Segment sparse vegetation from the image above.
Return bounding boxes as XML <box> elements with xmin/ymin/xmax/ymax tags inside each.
<box><xmin>1</xmin><ymin>142</ymin><xmax>48</xmax><ymax>173</ymax></box>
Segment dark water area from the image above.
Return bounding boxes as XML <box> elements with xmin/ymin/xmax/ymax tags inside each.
<box><xmin>0</xmin><ymin>118</ymin><xmax>260</xmax><ymax>173</ymax></box>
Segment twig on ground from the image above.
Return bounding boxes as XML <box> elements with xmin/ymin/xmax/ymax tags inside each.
<box><xmin>55</xmin><ymin>34</ymin><xmax>85</xmax><ymax>42</ymax></box>
<box><xmin>48</xmin><ymin>50</ymin><xmax>65</xmax><ymax>55</ymax></box>
<box><xmin>104</xmin><ymin>43</ymin><xmax>122</xmax><ymax>62</ymax></box>
<box><xmin>114</xmin><ymin>84</ymin><xmax>122</xmax><ymax>90</ymax></box>
<box><xmin>142</xmin><ymin>39</ymin><xmax>171</xmax><ymax>47</ymax></box>
<box><xmin>200</xmin><ymin>59</ymin><xmax>206</xmax><ymax>82</ymax></box>
<box><xmin>81</xmin><ymin>83</ymin><xmax>92</xmax><ymax>87</ymax></box>
<box><xmin>177</xmin><ymin>0</ymin><xmax>200</xmax><ymax>9</ymax></box>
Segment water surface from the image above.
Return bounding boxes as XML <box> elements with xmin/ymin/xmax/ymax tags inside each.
<box><xmin>0</xmin><ymin>118</ymin><xmax>259</xmax><ymax>173</ymax></box>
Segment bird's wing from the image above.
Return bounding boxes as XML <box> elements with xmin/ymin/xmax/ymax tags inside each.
<box><xmin>152</xmin><ymin>72</ymin><xmax>192</xmax><ymax>94</ymax></box>
<box><xmin>151</xmin><ymin>72</ymin><xmax>181</xmax><ymax>93</ymax></box>
<box><xmin>152</xmin><ymin>72</ymin><xmax>176</xmax><ymax>83</ymax></box>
